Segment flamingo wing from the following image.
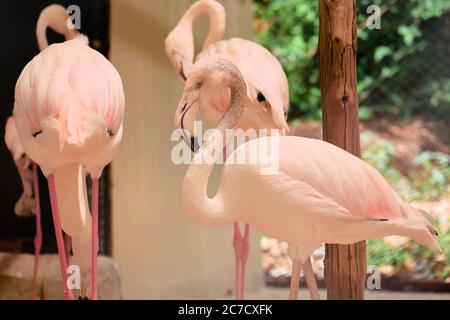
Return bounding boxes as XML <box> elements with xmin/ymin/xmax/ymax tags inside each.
<box><xmin>229</xmin><ymin>167</ymin><xmax>404</xmax><ymax>248</ymax></box>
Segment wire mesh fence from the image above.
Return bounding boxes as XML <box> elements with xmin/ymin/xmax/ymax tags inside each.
<box><xmin>360</xmin><ymin>11</ymin><xmax>450</xmax><ymax>118</ymax></box>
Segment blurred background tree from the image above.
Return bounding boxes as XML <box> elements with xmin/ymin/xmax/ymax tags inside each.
<box><xmin>254</xmin><ymin>0</ymin><xmax>450</xmax><ymax>120</ymax></box>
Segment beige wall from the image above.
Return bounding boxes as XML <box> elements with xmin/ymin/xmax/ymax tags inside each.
<box><xmin>109</xmin><ymin>0</ymin><xmax>262</xmax><ymax>299</ymax></box>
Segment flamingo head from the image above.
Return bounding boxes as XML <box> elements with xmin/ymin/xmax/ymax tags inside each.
<box><xmin>175</xmin><ymin>58</ymin><xmax>246</xmax><ymax>152</ymax></box>
<box><xmin>165</xmin><ymin>24</ymin><xmax>194</xmax><ymax>83</ymax></box>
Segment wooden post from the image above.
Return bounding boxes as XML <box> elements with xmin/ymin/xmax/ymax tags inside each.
<box><xmin>318</xmin><ymin>0</ymin><xmax>366</xmax><ymax>299</ymax></box>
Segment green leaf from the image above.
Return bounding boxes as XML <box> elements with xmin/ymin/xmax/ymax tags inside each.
<box><xmin>359</xmin><ymin>106</ymin><xmax>373</xmax><ymax>120</ymax></box>
<box><xmin>374</xmin><ymin>47</ymin><xmax>392</xmax><ymax>62</ymax></box>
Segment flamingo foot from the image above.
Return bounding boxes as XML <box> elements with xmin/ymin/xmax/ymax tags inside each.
<box><xmin>79</xmin><ymin>288</ymin><xmax>89</xmax><ymax>300</ymax></box>
<box><xmin>233</xmin><ymin>223</ymin><xmax>250</xmax><ymax>300</ymax></box>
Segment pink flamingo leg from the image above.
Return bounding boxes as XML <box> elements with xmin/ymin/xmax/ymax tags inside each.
<box><xmin>31</xmin><ymin>163</ymin><xmax>42</xmax><ymax>300</ymax></box>
<box><xmin>91</xmin><ymin>177</ymin><xmax>99</xmax><ymax>300</ymax></box>
<box><xmin>289</xmin><ymin>260</ymin><xmax>302</xmax><ymax>300</ymax></box>
<box><xmin>47</xmin><ymin>175</ymin><xmax>74</xmax><ymax>300</ymax></box>
<box><xmin>232</xmin><ymin>222</ymin><xmax>250</xmax><ymax>300</ymax></box>
<box><xmin>304</xmin><ymin>257</ymin><xmax>320</xmax><ymax>300</ymax></box>
<box><xmin>225</xmin><ymin>145</ymin><xmax>250</xmax><ymax>300</ymax></box>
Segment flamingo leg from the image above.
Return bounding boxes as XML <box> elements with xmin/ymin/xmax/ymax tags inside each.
<box><xmin>91</xmin><ymin>177</ymin><xmax>99</xmax><ymax>300</ymax></box>
<box><xmin>289</xmin><ymin>259</ymin><xmax>303</xmax><ymax>300</ymax></box>
<box><xmin>240</xmin><ymin>224</ymin><xmax>250</xmax><ymax>297</ymax></box>
<box><xmin>31</xmin><ymin>163</ymin><xmax>42</xmax><ymax>300</ymax></box>
<box><xmin>303</xmin><ymin>256</ymin><xmax>320</xmax><ymax>300</ymax></box>
<box><xmin>232</xmin><ymin>222</ymin><xmax>250</xmax><ymax>300</ymax></box>
<box><xmin>232</xmin><ymin>223</ymin><xmax>242</xmax><ymax>300</ymax></box>
<box><xmin>47</xmin><ymin>174</ymin><xmax>74</xmax><ymax>300</ymax></box>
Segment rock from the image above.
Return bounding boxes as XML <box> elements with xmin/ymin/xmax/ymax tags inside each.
<box><xmin>379</xmin><ymin>265</ymin><xmax>395</xmax><ymax>277</ymax></box>
<box><xmin>0</xmin><ymin>252</ymin><xmax>121</xmax><ymax>300</ymax></box>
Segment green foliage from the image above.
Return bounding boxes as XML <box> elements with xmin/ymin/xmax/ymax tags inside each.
<box><xmin>361</xmin><ymin>132</ymin><xmax>450</xmax><ymax>201</ymax></box>
<box><xmin>411</xmin><ymin>151</ymin><xmax>450</xmax><ymax>200</ymax></box>
<box><xmin>367</xmin><ymin>219</ymin><xmax>450</xmax><ymax>280</ymax></box>
<box><xmin>254</xmin><ymin>0</ymin><xmax>450</xmax><ymax>119</ymax></box>
<box><xmin>361</xmin><ymin>131</ymin><xmax>450</xmax><ymax>280</ymax></box>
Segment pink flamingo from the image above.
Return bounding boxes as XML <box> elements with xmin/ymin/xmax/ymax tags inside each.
<box><xmin>175</xmin><ymin>57</ymin><xmax>441</xmax><ymax>299</ymax></box>
<box><xmin>13</xmin><ymin>25</ymin><xmax>125</xmax><ymax>300</ymax></box>
<box><xmin>166</xmin><ymin>0</ymin><xmax>294</xmax><ymax>300</ymax></box>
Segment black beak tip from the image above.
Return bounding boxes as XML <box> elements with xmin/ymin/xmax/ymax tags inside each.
<box><xmin>190</xmin><ymin>136</ymin><xmax>200</xmax><ymax>153</ymax></box>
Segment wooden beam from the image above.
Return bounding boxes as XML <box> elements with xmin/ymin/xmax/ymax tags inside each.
<box><xmin>318</xmin><ymin>0</ymin><xmax>366</xmax><ymax>299</ymax></box>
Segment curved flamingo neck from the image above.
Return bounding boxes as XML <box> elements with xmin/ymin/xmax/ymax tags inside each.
<box><xmin>182</xmin><ymin>130</ymin><xmax>228</xmax><ymax>226</ymax></box>
<box><xmin>182</xmin><ymin>81</ymin><xmax>245</xmax><ymax>227</ymax></box>
<box><xmin>36</xmin><ymin>4</ymin><xmax>79</xmax><ymax>51</ymax></box>
<box><xmin>179</xmin><ymin>0</ymin><xmax>226</xmax><ymax>54</ymax></box>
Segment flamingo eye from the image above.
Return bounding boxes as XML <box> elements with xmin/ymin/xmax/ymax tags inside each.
<box><xmin>32</xmin><ymin>130</ymin><xmax>42</xmax><ymax>137</ymax></box>
<box><xmin>107</xmin><ymin>128</ymin><xmax>114</xmax><ymax>137</ymax></box>
<box><xmin>195</xmin><ymin>81</ymin><xmax>203</xmax><ymax>89</ymax></box>
<box><xmin>257</xmin><ymin>92</ymin><xmax>266</xmax><ymax>103</ymax></box>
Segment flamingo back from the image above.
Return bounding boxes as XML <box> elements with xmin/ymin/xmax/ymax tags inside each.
<box><xmin>13</xmin><ymin>36</ymin><xmax>125</xmax><ymax>174</ymax></box>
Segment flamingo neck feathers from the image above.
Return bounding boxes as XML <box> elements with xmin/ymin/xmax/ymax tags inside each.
<box><xmin>182</xmin><ymin>86</ymin><xmax>244</xmax><ymax>227</ymax></box>
<box><xmin>179</xmin><ymin>0</ymin><xmax>225</xmax><ymax>53</ymax></box>
<box><xmin>36</xmin><ymin>4</ymin><xmax>78</xmax><ymax>51</ymax></box>
<box><xmin>182</xmin><ymin>148</ymin><xmax>227</xmax><ymax>226</ymax></box>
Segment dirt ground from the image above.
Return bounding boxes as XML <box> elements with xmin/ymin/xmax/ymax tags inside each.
<box><xmin>290</xmin><ymin>117</ymin><xmax>450</xmax><ymax>174</ymax></box>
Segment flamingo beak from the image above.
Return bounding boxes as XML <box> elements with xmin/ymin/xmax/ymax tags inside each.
<box><xmin>175</xmin><ymin>92</ymin><xmax>200</xmax><ymax>153</ymax></box>
<box><xmin>178</xmin><ymin>128</ymin><xmax>199</xmax><ymax>153</ymax></box>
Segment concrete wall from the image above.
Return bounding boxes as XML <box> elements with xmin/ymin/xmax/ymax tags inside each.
<box><xmin>109</xmin><ymin>0</ymin><xmax>262</xmax><ymax>299</ymax></box>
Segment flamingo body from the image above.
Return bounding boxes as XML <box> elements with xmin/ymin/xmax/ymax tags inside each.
<box><xmin>14</xmin><ymin>36</ymin><xmax>124</xmax><ymax>178</ymax></box>
<box><xmin>184</xmin><ymin>135</ymin><xmax>441</xmax><ymax>262</ymax></box>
